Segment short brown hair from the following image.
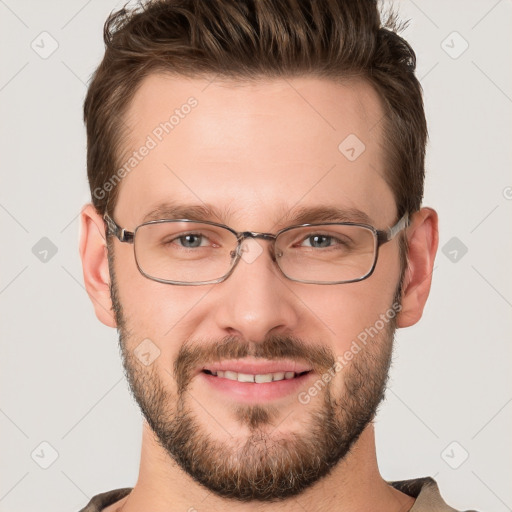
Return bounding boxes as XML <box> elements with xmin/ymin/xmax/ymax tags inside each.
<box><xmin>84</xmin><ymin>0</ymin><xmax>426</xmax><ymax>222</ymax></box>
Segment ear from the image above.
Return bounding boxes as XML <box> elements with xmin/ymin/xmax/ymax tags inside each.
<box><xmin>79</xmin><ymin>203</ymin><xmax>116</xmax><ymax>328</ymax></box>
<box><xmin>396</xmin><ymin>207</ymin><xmax>439</xmax><ymax>328</ymax></box>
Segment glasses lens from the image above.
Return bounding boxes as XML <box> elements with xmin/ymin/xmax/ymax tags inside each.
<box><xmin>134</xmin><ymin>221</ymin><xmax>237</xmax><ymax>283</ymax></box>
<box><xmin>276</xmin><ymin>224</ymin><xmax>377</xmax><ymax>283</ymax></box>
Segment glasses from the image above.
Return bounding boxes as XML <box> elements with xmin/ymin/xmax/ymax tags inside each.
<box><xmin>103</xmin><ymin>212</ymin><xmax>409</xmax><ymax>286</ymax></box>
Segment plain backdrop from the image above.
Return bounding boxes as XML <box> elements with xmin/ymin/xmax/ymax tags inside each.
<box><xmin>0</xmin><ymin>1</ymin><xmax>511</xmax><ymax>511</ymax></box>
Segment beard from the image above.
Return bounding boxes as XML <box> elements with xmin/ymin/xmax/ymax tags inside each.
<box><xmin>108</xmin><ymin>248</ymin><xmax>399</xmax><ymax>502</ymax></box>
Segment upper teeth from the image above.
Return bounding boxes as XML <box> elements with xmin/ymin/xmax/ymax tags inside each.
<box><xmin>211</xmin><ymin>371</ymin><xmax>297</xmax><ymax>383</ymax></box>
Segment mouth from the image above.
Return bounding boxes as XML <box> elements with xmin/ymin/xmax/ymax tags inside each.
<box><xmin>197</xmin><ymin>359</ymin><xmax>315</xmax><ymax>402</ymax></box>
<box><xmin>202</xmin><ymin>369</ymin><xmax>311</xmax><ymax>383</ymax></box>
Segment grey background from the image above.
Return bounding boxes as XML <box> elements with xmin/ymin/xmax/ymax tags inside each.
<box><xmin>1</xmin><ymin>0</ymin><xmax>511</xmax><ymax>510</ymax></box>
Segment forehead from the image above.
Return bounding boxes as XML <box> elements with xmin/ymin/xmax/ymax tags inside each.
<box><xmin>115</xmin><ymin>74</ymin><xmax>396</xmax><ymax>229</ymax></box>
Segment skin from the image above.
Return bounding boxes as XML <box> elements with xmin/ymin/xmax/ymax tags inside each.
<box><xmin>79</xmin><ymin>74</ymin><xmax>438</xmax><ymax>511</ymax></box>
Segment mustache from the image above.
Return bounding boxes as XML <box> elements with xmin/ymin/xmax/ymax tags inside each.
<box><xmin>173</xmin><ymin>334</ymin><xmax>336</xmax><ymax>394</ymax></box>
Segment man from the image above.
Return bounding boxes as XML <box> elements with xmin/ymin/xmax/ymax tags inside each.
<box><xmin>77</xmin><ymin>0</ymin><xmax>473</xmax><ymax>510</ymax></box>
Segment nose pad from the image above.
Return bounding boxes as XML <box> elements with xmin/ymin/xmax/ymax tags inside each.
<box><xmin>231</xmin><ymin>237</ymin><xmax>280</xmax><ymax>266</ymax></box>
<box><xmin>271</xmin><ymin>246</ymin><xmax>282</xmax><ymax>262</ymax></box>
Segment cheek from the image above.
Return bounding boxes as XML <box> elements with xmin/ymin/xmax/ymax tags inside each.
<box><xmin>300</xmin><ymin>252</ymin><xmax>400</xmax><ymax>353</ymax></box>
<box><xmin>113</xmin><ymin>250</ymin><xmax>229</xmax><ymax>383</ymax></box>
<box><xmin>112</xmin><ymin>246</ymin><xmax>197</xmax><ymax>346</ymax></box>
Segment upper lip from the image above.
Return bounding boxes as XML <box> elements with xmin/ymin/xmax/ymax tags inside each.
<box><xmin>199</xmin><ymin>358</ymin><xmax>313</xmax><ymax>375</ymax></box>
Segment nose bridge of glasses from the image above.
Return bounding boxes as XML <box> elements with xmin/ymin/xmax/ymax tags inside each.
<box><xmin>238</xmin><ymin>231</ymin><xmax>276</xmax><ymax>242</ymax></box>
<box><xmin>233</xmin><ymin>231</ymin><xmax>280</xmax><ymax>260</ymax></box>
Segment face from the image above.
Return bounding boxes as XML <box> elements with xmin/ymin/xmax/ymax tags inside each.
<box><xmin>108</xmin><ymin>75</ymin><xmax>403</xmax><ymax>501</ymax></box>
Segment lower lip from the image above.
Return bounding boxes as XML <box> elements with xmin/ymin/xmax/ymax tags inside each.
<box><xmin>198</xmin><ymin>371</ymin><xmax>315</xmax><ymax>403</ymax></box>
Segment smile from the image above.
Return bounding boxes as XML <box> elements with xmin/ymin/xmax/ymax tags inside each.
<box><xmin>202</xmin><ymin>369</ymin><xmax>311</xmax><ymax>383</ymax></box>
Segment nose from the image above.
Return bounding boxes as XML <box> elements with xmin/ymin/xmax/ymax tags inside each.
<box><xmin>212</xmin><ymin>238</ymin><xmax>301</xmax><ymax>342</ymax></box>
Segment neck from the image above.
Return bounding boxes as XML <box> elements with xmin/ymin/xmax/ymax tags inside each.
<box><xmin>109</xmin><ymin>422</ymin><xmax>414</xmax><ymax>512</ymax></box>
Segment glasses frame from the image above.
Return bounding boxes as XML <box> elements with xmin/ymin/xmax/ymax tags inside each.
<box><xmin>103</xmin><ymin>211</ymin><xmax>409</xmax><ymax>286</ymax></box>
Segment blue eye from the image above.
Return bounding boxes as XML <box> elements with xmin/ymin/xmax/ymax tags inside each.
<box><xmin>174</xmin><ymin>233</ymin><xmax>206</xmax><ymax>248</ymax></box>
<box><xmin>299</xmin><ymin>233</ymin><xmax>350</xmax><ymax>249</ymax></box>
<box><xmin>303</xmin><ymin>235</ymin><xmax>334</xmax><ymax>248</ymax></box>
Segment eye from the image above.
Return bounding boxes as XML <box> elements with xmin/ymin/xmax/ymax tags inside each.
<box><xmin>299</xmin><ymin>233</ymin><xmax>349</xmax><ymax>249</ymax></box>
<box><xmin>302</xmin><ymin>234</ymin><xmax>333</xmax><ymax>248</ymax></box>
<box><xmin>174</xmin><ymin>233</ymin><xmax>206</xmax><ymax>248</ymax></box>
<box><xmin>167</xmin><ymin>232</ymin><xmax>212</xmax><ymax>248</ymax></box>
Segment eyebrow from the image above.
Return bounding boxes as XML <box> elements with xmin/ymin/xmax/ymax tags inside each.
<box><xmin>141</xmin><ymin>202</ymin><xmax>373</xmax><ymax>227</ymax></box>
